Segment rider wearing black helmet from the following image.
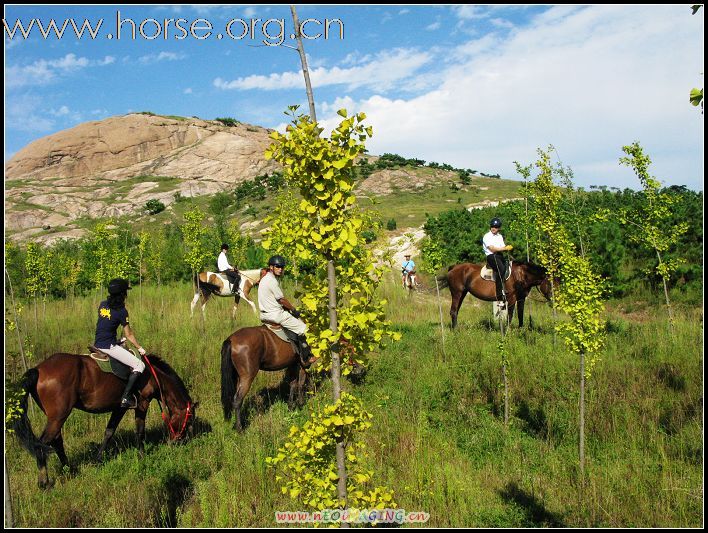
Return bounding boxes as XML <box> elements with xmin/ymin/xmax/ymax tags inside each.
<box><xmin>94</xmin><ymin>278</ymin><xmax>147</xmax><ymax>409</ymax></box>
<box><xmin>482</xmin><ymin>217</ymin><xmax>513</xmax><ymax>306</ymax></box>
<box><xmin>259</xmin><ymin>255</ymin><xmax>316</xmax><ymax>367</ymax></box>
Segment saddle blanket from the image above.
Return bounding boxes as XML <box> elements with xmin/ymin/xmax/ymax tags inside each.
<box><xmin>480</xmin><ymin>260</ymin><xmax>512</xmax><ymax>282</ymax></box>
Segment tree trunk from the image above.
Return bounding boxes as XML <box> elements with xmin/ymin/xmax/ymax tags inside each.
<box><xmin>579</xmin><ymin>350</ymin><xmax>586</xmax><ymax>480</ymax></box>
<box><xmin>5</xmin><ymin>269</ymin><xmax>28</xmax><ymax>372</ymax></box>
<box><xmin>435</xmin><ymin>278</ymin><xmax>446</xmax><ymax>361</ymax></box>
<box><xmin>290</xmin><ymin>5</ymin><xmax>317</xmax><ymax>122</ymax></box>
<box><xmin>4</xmin><ymin>455</ymin><xmax>13</xmax><ymax>528</ymax></box>
<box><xmin>656</xmin><ymin>250</ymin><xmax>674</xmax><ymax>333</ymax></box>
<box><xmin>291</xmin><ymin>4</ymin><xmax>346</xmax><ymax>515</ymax></box>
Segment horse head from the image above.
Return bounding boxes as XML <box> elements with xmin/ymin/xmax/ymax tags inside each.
<box><xmin>143</xmin><ymin>355</ymin><xmax>196</xmax><ymax>441</ymax></box>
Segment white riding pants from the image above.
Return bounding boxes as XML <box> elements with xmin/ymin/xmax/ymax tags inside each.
<box><xmin>104</xmin><ymin>344</ymin><xmax>145</xmax><ymax>373</ymax></box>
<box><xmin>260</xmin><ymin>309</ymin><xmax>307</xmax><ymax>336</ymax></box>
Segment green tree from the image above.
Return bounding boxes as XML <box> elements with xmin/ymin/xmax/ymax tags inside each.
<box><xmin>618</xmin><ymin>142</ymin><xmax>687</xmax><ymax>330</ymax></box>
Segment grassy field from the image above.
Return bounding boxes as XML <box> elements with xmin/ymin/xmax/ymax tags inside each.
<box><xmin>4</xmin><ymin>277</ymin><xmax>703</xmax><ymax>527</ymax></box>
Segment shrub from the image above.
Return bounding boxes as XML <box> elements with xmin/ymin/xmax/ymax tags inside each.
<box><xmin>145</xmin><ymin>199</ymin><xmax>166</xmax><ymax>215</ymax></box>
<box><xmin>386</xmin><ymin>218</ymin><xmax>397</xmax><ymax>231</ymax></box>
<box><xmin>215</xmin><ymin>117</ymin><xmax>240</xmax><ymax>127</ymax></box>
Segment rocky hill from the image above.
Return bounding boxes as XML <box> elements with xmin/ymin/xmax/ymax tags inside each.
<box><xmin>5</xmin><ymin>113</ymin><xmax>280</xmax><ymax>241</ymax></box>
<box><xmin>5</xmin><ymin>113</ymin><xmax>520</xmax><ymax>246</ymax></box>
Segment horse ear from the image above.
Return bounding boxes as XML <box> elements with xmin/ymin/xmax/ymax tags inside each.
<box><xmin>192</xmin><ymin>401</ymin><xmax>200</xmax><ymax>409</ymax></box>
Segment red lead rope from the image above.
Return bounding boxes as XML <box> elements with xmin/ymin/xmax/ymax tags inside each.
<box><xmin>143</xmin><ymin>355</ymin><xmax>192</xmax><ymax>440</ymax></box>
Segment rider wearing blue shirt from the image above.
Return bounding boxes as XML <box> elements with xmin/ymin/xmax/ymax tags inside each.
<box><xmin>401</xmin><ymin>254</ymin><xmax>416</xmax><ymax>287</ymax></box>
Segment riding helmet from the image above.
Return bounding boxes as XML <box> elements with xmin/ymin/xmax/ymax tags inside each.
<box><xmin>221</xmin><ymin>243</ymin><xmax>229</xmax><ymax>250</ymax></box>
<box><xmin>268</xmin><ymin>255</ymin><xmax>287</xmax><ymax>268</ymax></box>
<box><xmin>108</xmin><ymin>278</ymin><xmax>131</xmax><ymax>295</ymax></box>
<box><xmin>490</xmin><ymin>217</ymin><xmax>502</xmax><ymax>228</ymax></box>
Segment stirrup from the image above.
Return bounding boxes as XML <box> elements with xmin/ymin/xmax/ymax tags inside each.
<box><xmin>120</xmin><ymin>395</ymin><xmax>137</xmax><ymax>409</ymax></box>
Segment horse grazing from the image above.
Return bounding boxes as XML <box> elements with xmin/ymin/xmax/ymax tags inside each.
<box><xmin>191</xmin><ymin>268</ymin><xmax>264</xmax><ymax>319</ymax></box>
<box><xmin>9</xmin><ymin>352</ymin><xmax>196</xmax><ymax>488</ymax></box>
<box><xmin>440</xmin><ymin>259</ymin><xmax>550</xmax><ymax>329</ymax></box>
<box><xmin>221</xmin><ymin>326</ymin><xmax>307</xmax><ymax>432</ymax></box>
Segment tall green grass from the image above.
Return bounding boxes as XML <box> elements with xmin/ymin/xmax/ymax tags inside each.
<box><xmin>4</xmin><ymin>279</ymin><xmax>702</xmax><ymax>526</ymax></box>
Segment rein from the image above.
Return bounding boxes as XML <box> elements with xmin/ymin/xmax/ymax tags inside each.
<box><xmin>143</xmin><ymin>355</ymin><xmax>192</xmax><ymax>440</ymax></box>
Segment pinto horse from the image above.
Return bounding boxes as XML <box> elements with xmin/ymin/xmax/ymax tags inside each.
<box><xmin>221</xmin><ymin>326</ymin><xmax>307</xmax><ymax>432</ymax></box>
<box><xmin>9</xmin><ymin>352</ymin><xmax>196</xmax><ymax>488</ymax></box>
<box><xmin>191</xmin><ymin>268</ymin><xmax>264</xmax><ymax>319</ymax></box>
<box><xmin>440</xmin><ymin>259</ymin><xmax>550</xmax><ymax>329</ymax></box>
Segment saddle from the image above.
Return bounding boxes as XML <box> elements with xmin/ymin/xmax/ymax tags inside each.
<box><xmin>87</xmin><ymin>345</ymin><xmax>134</xmax><ymax>380</ymax></box>
<box><xmin>480</xmin><ymin>260</ymin><xmax>512</xmax><ymax>282</ymax></box>
<box><xmin>262</xmin><ymin>320</ymin><xmax>296</xmax><ymax>344</ymax></box>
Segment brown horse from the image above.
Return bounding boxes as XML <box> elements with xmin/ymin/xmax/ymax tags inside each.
<box><xmin>10</xmin><ymin>353</ymin><xmax>196</xmax><ymax>488</ymax></box>
<box><xmin>221</xmin><ymin>326</ymin><xmax>307</xmax><ymax>432</ymax></box>
<box><xmin>441</xmin><ymin>259</ymin><xmax>551</xmax><ymax>329</ymax></box>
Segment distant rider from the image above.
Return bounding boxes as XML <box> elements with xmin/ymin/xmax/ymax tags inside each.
<box><xmin>94</xmin><ymin>278</ymin><xmax>147</xmax><ymax>409</ymax></box>
<box><xmin>217</xmin><ymin>243</ymin><xmax>240</xmax><ymax>293</ymax></box>
<box><xmin>259</xmin><ymin>255</ymin><xmax>316</xmax><ymax>367</ymax></box>
<box><xmin>401</xmin><ymin>254</ymin><xmax>416</xmax><ymax>288</ymax></box>
<box><xmin>482</xmin><ymin>218</ymin><xmax>513</xmax><ymax>306</ymax></box>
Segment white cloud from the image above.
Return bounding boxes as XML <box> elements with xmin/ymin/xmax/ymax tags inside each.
<box><xmin>184</xmin><ymin>87</ymin><xmax>193</xmax><ymax>94</ymax></box>
<box><xmin>6</xmin><ymin>53</ymin><xmax>115</xmax><ymax>89</ymax></box>
<box><xmin>138</xmin><ymin>51</ymin><xmax>186</xmax><ymax>64</ymax></box>
<box><xmin>426</xmin><ymin>21</ymin><xmax>441</xmax><ymax>31</ymax></box>
<box><xmin>214</xmin><ymin>48</ymin><xmax>433</xmax><ymax>93</ymax></box>
<box><xmin>315</xmin><ymin>6</ymin><xmax>704</xmax><ymax>189</ymax></box>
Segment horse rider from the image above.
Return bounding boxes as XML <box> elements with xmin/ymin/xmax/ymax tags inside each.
<box><xmin>259</xmin><ymin>255</ymin><xmax>316</xmax><ymax>367</ymax></box>
<box><xmin>94</xmin><ymin>278</ymin><xmax>147</xmax><ymax>409</ymax></box>
<box><xmin>482</xmin><ymin>217</ymin><xmax>513</xmax><ymax>307</ymax></box>
<box><xmin>218</xmin><ymin>243</ymin><xmax>240</xmax><ymax>293</ymax></box>
<box><xmin>402</xmin><ymin>254</ymin><xmax>416</xmax><ymax>288</ymax></box>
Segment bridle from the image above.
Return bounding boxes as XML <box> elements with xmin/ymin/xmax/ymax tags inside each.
<box><xmin>143</xmin><ymin>355</ymin><xmax>193</xmax><ymax>440</ymax></box>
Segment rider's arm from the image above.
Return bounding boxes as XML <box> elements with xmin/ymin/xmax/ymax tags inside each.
<box><xmin>122</xmin><ymin>323</ymin><xmax>143</xmax><ymax>352</ymax></box>
<box><xmin>277</xmin><ymin>297</ymin><xmax>297</xmax><ymax>312</ymax></box>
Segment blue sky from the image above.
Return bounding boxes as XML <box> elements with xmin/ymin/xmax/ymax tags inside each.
<box><xmin>4</xmin><ymin>5</ymin><xmax>704</xmax><ymax>190</ymax></box>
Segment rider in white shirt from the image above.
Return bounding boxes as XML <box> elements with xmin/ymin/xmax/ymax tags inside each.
<box><xmin>482</xmin><ymin>218</ymin><xmax>513</xmax><ymax>304</ymax></box>
<box><xmin>217</xmin><ymin>243</ymin><xmax>240</xmax><ymax>293</ymax></box>
<box><xmin>259</xmin><ymin>255</ymin><xmax>316</xmax><ymax>367</ymax></box>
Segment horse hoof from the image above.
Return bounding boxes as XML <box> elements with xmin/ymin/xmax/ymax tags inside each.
<box><xmin>38</xmin><ymin>478</ymin><xmax>54</xmax><ymax>490</ymax></box>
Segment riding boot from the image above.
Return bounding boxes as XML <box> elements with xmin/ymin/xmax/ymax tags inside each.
<box><xmin>120</xmin><ymin>371</ymin><xmax>142</xmax><ymax>409</ymax></box>
<box><xmin>297</xmin><ymin>335</ymin><xmax>316</xmax><ymax>368</ymax></box>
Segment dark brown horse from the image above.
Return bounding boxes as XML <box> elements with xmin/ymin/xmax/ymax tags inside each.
<box><xmin>10</xmin><ymin>353</ymin><xmax>196</xmax><ymax>488</ymax></box>
<box><xmin>441</xmin><ymin>259</ymin><xmax>551</xmax><ymax>329</ymax></box>
<box><xmin>221</xmin><ymin>326</ymin><xmax>307</xmax><ymax>431</ymax></box>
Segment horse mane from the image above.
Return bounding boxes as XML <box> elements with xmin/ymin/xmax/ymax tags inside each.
<box><xmin>145</xmin><ymin>355</ymin><xmax>191</xmax><ymax>400</ymax></box>
<box><xmin>514</xmin><ymin>259</ymin><xmax>547</xmax><ymax>277</ymax></box>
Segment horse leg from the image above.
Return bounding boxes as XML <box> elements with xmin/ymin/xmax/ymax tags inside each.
<box><xmin>232</xmin><ymin>294</ymin><xmax>241</xmax><ymax>320</ymax></box>
<box><xmin>36</xmin><ymin>418</ymin><xmax>66</xmax><ymax>488</ymax></box>
<box><xmin>516</xmin><ymin>298</ymin><xmax>525</xmax><ymax>328</ymax></box>
<box><xmin>190</xmin><ymin>293</ymin><xmax>200</xmax><ymax>317</ymax></box>
<box><xmin>50</xmin><ymin>432</ymin><xmax>70</xmax><ymax>472</ymax></box>
<box><xmin>233</xmin><ymin>373</ymin><xmax>255</xmax><ymax>432</ymax></box>
<box><xmin>96</xmin><ymin>409</ymin><xmax>128</xmax><ymax>463</ymax></box>
<box><xmin>450</xmin><ymin>289</ymin><xmax>468</xmax><ymax>329</ymax></box>
<box><xmin>508</xmin><ymin>302</ymin><xmax>516</xmax><ymax>327</ymax></box>
<box><xmin>297</xmin><ymin>366</ymin><xmax>307</xmax><ymax>408</ymax></box>
<box><xmin>285</xmin><ymin>364</ymin><xmax>300</xmax><ymax>410</ymax></box>
<box><xmin>134</xmin><ymin>406</ymin><xmax>148</xmax><ymax>458</ymax></box>
<box><xmin>200</xmin><ymin>292</ymin><xmax>210</xmax><ymax>321</ymax></box>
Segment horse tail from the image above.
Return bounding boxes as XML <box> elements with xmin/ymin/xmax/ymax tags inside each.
<box><xmin>220</xmin><ymin>337</ymin><xmax>236</xmax><ymax>421</ymax></box>
<box><xmin>9</xmin><ymin>369</ymin><xmax>52</xmax><ymax>459</ymax></box>
<box><xmin>436</xmin><ymin>271</ymin><xmax>450</xmax><ymax>290</ymax></box>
